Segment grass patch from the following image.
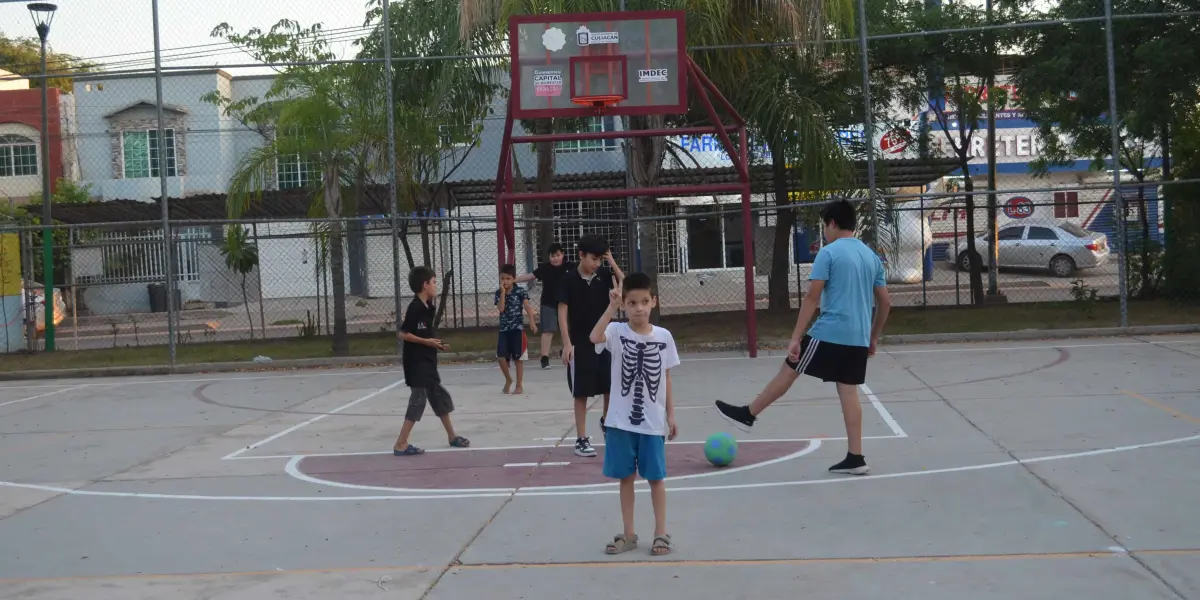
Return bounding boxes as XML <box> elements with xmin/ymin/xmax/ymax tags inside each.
<box><xmin>2</xmin><ymin>300</ymin><xmax>1196</xmax><ymax>372</ymax></box>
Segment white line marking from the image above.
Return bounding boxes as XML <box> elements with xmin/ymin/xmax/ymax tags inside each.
<box><xmin>504</xmin><ymin>462</ymin><xmax>569</xmax><ymax>467</ymax></box>
<box><xmin>221</xmin><ymin>378</ymin><xmax>406</xmax><ymax>460</ymax></box>
<box><xmin>0</xmin><ymin>385</ymin><xmax>89</xmax><ymax>409</ymax></box>
<box><xmin>235</xmin><ymin>436</ymin><xmax>900</xmax><ymax>461</ymax></box>
<box><xmin>3</xmin><ymin>433</ymin><xmax>1197</xmax><ymax>501</ymax></box>
<box><xmin>862</xmin><ymin>384</ymin><xmax>907</xmax><ymax>438</ymax></box>
<box><xmin>282</xmin><ymin>440</ymin><xmax>823</xmax><ymax>494</ymax></box>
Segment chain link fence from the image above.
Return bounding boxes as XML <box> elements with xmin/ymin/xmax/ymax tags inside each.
<box><xmin>1</xmin><ymin>0</ymin><xmax>1197</xmax><ymax>363</ymax></box>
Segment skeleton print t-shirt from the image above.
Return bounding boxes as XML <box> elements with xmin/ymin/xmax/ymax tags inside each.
<box><xmin>596</xmin><ymin>322</ymin><xmax>681</xmax><ymax>437</ymax></box>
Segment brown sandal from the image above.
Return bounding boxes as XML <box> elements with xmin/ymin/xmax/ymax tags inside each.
<box><xmin>651</xmin><ymin>534</ymin><xmax>672</xmax><ymax>556</ymax></box>
<box><xmin>605</xmin><ymin>534</ymin><xmax>638</xmax><ymax>555</ymax></box>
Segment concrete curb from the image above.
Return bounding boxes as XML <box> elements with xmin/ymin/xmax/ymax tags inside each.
<box><xmin>0</xmin><ymin>324</ymin><xmax>1195</xmax><ymax>382</ymax></box>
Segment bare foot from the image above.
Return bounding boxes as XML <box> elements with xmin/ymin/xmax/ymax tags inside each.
<box><xmin>502</xmin><ymin>381</ymin><xmax>512</xmax><ymax>394</ymax></box>
<box><xmin>513</xmin><ymin>385</ymin><xmax>524</xmax><ymax>394</ymax></box>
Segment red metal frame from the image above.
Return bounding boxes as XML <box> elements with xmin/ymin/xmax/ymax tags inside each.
<box><xmin>509</xmin><ymin>10</ymin><xmax>688</xmax><ymax>120</ymax></box>
<box><xmin>494</xmin><ymin>51</ymin><xmax>759</xmax><ymax>356</ymax></box>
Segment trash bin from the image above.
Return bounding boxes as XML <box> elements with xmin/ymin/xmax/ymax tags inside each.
<box><xmin>147</xmin><ymin>283</ymin><xmax>181</xmax><ymax>313</ymax></box>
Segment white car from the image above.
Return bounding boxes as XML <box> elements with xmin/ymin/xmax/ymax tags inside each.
<box><xmin>946</xmin><ymin>220</ymin><xmax>1110</xmax><ymax>278</ymax></box>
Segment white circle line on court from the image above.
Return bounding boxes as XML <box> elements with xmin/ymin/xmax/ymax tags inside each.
<box><xmin>282</xmin><ymin>439</ymin><xmax>822</xmax><ymax>493</ymax></box>
<box><xmin>3</xmin><ymin>433</ymin><xmax>1198</xmax><ymax>502</ymax></box>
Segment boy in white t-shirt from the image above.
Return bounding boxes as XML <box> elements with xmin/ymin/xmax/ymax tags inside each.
<box><xmin>589</xmin><ymin>272</ymin><xmax>680</xmax><ymax>557</ymax></box>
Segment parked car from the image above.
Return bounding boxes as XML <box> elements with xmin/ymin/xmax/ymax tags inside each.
<box><xmin>945</xmin><ymin>220</ymin><xmax>1110</xmax><ymax>277</ymax></box>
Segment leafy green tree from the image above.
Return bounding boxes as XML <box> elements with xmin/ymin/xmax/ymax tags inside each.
<box><xmin>872</xmin><ymin>0</ymin><xmax>1028</xmax><ymax>305</ymax></box>
<box><xmin>357</xmin><ymin>0</ymin><xmax>505</xmax><ymax>266</ymax></box>
<box><xmin>1013</xmin><ymin>0</ymin><xmax>1200</xmax><ymax>298</ymax></box>
<box><xmin>0</xmin><ymin>32</ymin><xmax>97</xmax><ymax>91</ymax></box>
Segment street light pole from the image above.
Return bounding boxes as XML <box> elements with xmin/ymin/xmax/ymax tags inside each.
<box><xmin>28</xmin><ymin>2</ymin><xmax>57</xmax><ymax>351</ymax></box>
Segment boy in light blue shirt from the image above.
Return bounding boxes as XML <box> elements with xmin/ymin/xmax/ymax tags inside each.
<box><xmin>716</xmin><ymin>199</ymin><xmax>891</xmax><ymax>475</ymax></box>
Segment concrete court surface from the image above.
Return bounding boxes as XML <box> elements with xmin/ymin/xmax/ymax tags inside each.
<box><xmin>0</xmin><ymin>333</ymin><xmax>1198</xmax><ymax>599</ymax></box>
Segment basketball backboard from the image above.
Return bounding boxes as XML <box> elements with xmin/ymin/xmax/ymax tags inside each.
<box><xmin>509</xmin><ymin>10</ymin><xmax>687</xmax><ymax>119</ymax></box>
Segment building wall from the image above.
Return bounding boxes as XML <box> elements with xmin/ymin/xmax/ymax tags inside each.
<box><xmin>0</xmin><ymin>86</ymin><xmax>67</xmax><ymax>203</ymax></box>
<box><xmin>72</xmin><ymin>70</ymin><xmax>268</xmax><ymax>201</ymax></box>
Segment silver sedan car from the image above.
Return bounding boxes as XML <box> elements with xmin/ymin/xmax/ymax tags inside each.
<box><xmin>946</xmin><ymin>220</ymin><xmax>1110</xmax><ymax>277</ymax></box>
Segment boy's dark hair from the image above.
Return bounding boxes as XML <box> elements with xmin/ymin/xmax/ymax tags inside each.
<box><xmin>622</xmin><ymin>271</ymin><xmax>654</xmax><ymax>296</ymax></box>
<box><xmin>408</xmin><ymin>266</ymin><xmax>435</xmax><ymax>294</ymax></box>
<box><xmin>546</xmin><ymin>242</ymin><xmax>564</xmax><ymax>255</ymax></box>
<box><xmin>499</xmin><ymin>263</ymin><xmax>516</xmax><ymax>277</ymax></box>
<box><xmin>577</xmin><ymin>234</ymin><xmax>609</xmax><ymax>257</ymax></box>
<box><xmin>820</xmin><ymin>199</ymin><xmax>857</xmax><ymax>231</ymax></box>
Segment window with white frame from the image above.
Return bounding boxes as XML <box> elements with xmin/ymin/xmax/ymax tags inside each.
<box><xmin>277</xmin><ymin>154</ymin><xmax>317</xmax><ymax>190</ymax></box>
<box><xmin>555</xmin><ymin>116</ymin><xmax>618</xmax><ymax>153</ymax></box>
<box><xmin>122</xmin><ymin>129</ymin><xmax>176</xmax><ymax>178</ymax></box>
<box><xmin>0</xmin><ymin>134</ymin><xmax>38</xmax><ymax>177</ymax></box>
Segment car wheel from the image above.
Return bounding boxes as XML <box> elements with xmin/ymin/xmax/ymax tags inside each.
<box><xmin>1049</xmin><ymin>254</ymin><xmax>1075</xmax><ymax>278</ymax></box>
<box><xmin>957</xmin><ymin>251</ymin><xmax>978</xmax><ymax>272</ymax></box>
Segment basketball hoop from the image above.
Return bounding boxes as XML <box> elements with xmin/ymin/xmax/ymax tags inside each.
<box><xmin>571</xmin><ymin>95</ymin><xmax>623</xmax><ymax>114</ymax></box>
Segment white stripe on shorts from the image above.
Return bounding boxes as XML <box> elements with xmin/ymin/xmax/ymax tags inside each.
<box><xmin>794</xmin><ymin>338</ymin><xmax>820</xmax><ymax>374</ymax></box>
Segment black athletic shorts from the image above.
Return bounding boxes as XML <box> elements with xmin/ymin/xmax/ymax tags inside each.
<box><xmin>784</xmin><ymin>335</ymin><xmax>869</xmax><ymax>385</ymax></box>
<box><xmin>567</xmin><ymin>345</ymin><xmax>611</xmax><ymax>399</ymax></box>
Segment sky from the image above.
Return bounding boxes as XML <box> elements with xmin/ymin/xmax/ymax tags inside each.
<box><xmin>0</xmin><ymin>0</ymin><xmax>368</xmax><ymax>75</ymax></box>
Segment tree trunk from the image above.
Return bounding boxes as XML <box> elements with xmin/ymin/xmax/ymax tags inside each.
<box><xmin>242</xmin><ymin>273</ymin><xmax>253</xmax><ymax>340</ymax></box>
<box><xmin>962</xmin><ymin>170</ymin><xmax>985</xmax><ymax>305</ymax></box>
<box><xmin>629</xmin><ymin>115</ymin><xmax>666</xmax><ymax>323</ymax></box>
<box><xmin>535</xmin><ymin>119</ymin><xmax>556</xmax><ymax>258</ymax></box>
<box><xmin>767</xmin><ymin>139</ymin><xmax>795</xmax><ymax>312</ymax></box>
<box><xmin>419</xmin><ymin>218</ymin><xmax>432</xmax><ymax>267</ymax></box>
<box><xmin>323</xmin><ymin>163</ymin><xmax>349</xmax><ymax>356</ymax></box>
<box><xmin>328</xmin><ymin>220</ymin><xmax>350</xmax><ymax>355</ymax></box>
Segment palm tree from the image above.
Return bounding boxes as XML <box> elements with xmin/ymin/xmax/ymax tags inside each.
<box><xmin>218</xmin><ymin>225</ymin><xmax>260</xmax><ymax>340</ymax></box>
<box><xmin>207</xmin><ymin>20</ymin><xmax>382</xmax><ymax>356</ymax></box>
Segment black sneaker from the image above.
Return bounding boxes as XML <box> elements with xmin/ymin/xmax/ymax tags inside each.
<box><xmin>714</xmin><ymin>400</ymin><xmax>756</xmax><ymax>431</ymax></box>
<box><xmin>540</xmin><ymin>355</ymin><xmax>550</xmax><ymax>369</ymax></box>
<box><xmin>828</xmin><ymin>452</ymin><xmax>870</xmax><ymax>475</ymax></box>
<box><xmin>574</xmin><ymin>436</ymin><xmax>597</xmax><ymax>457</ymax></box>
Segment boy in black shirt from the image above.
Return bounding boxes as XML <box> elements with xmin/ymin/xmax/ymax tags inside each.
<box><xmin>516</xmin><ymin>243</ymin><xmax>568</xmax><ymax>369</ymax></box>
<box><xmin>557</xmin><ymin>235</ymin><xmax>624</xmax><ymax>457</ymax></box>
<box><xmin>393</xmin><ymin>266</ymin><xmax>471</xmax><ymax>456</ymax></box>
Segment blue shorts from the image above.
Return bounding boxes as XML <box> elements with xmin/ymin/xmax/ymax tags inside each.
<box><xmin>497</xmin><ymin>329</ymin><xmax>523</xmax><ymax>361</ymax></box>
<box><xmin>602</xmin><ymin>427</ymin><xmax>667</xmax><ymax>481</ymax></box>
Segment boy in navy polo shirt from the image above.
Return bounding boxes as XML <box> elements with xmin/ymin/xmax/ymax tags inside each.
<box><xmin>495</xmin><ymin>263</ymin><xmax>538</xmax><ymax>394</ymax></box>
<box><xmin>393</xmin><ymin>266</ymin><xmax>471</xmax><ymax>456</ymax></box>
<box><xmin>716</xmin><ymin>200</ymin><xmax>892</xmax><ymax>475</ymax></box>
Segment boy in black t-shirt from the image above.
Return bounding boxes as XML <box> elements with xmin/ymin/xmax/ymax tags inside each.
<box><xmin>557</xmin><ymin>235</ymin><xmax>624</xmax><ymax>457</ymax></box>
<box><xmin>393</xmin><ymin>266</ymin><xmax>470</xmax><ymax>456</ymax></box>
<box><xmin>516</xmin><ymin>242</ymin><xmax>568</xmax><ymax>369</ymax></box>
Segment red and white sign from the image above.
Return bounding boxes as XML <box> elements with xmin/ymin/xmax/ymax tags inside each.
<box><xmin>879</xmin><ymin>129</ymin><xmax>910</xmax><ymax>155</ymax></box>
<box><xmin>1002</xmin><ymin>196</ymin><xmax>1034</xmax><ymax>219</ymax></box>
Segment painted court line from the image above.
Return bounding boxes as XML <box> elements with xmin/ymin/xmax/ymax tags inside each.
<box><xmin>239</xmin><ymin>436</ymin><xmax>876</xmax><ymax>461</ymax></box>
<box><xmin>861</xmin><ymin>384</ymin><xmax>907</xmax><ymax>438</ymax></box>
<box><xmin>4</xmin><ymin>433</ymin><xmax>1199</xmax><ymax>501</ymax></box>
<box><xmin>221</xmin><ymin>378</ymin><xmax>407</xmax><ymax>460</ymax></box>
<box><xmin>1121</xmin><ymin>390</ymin><xmax>1200</xmax><ymax>426</ymax></box>
<box><xmin>283</xmin><ymin>441</ymin><xmax>822</xmax><ymax>494</ymax></box>
<box><xmin>0</xmin><ymin>384</ymin><xmax>89</xmax><ymax>409</ymax></box>
<box><xmin>504</xmin><ymin>462</ymin><xmax>569</xmax><ymax>467</ymax></box>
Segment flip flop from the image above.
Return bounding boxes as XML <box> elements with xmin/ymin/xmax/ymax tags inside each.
<box><xmin>393</xmin><ymin>445</ymin><xmax>425</xmax><ymax>456</ymax></box>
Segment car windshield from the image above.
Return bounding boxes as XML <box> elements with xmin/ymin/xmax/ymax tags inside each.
<box><xmin>1058</xmin><ymin>221</ymin><xmax>1092</xmax><ymax>238</ymax></box>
